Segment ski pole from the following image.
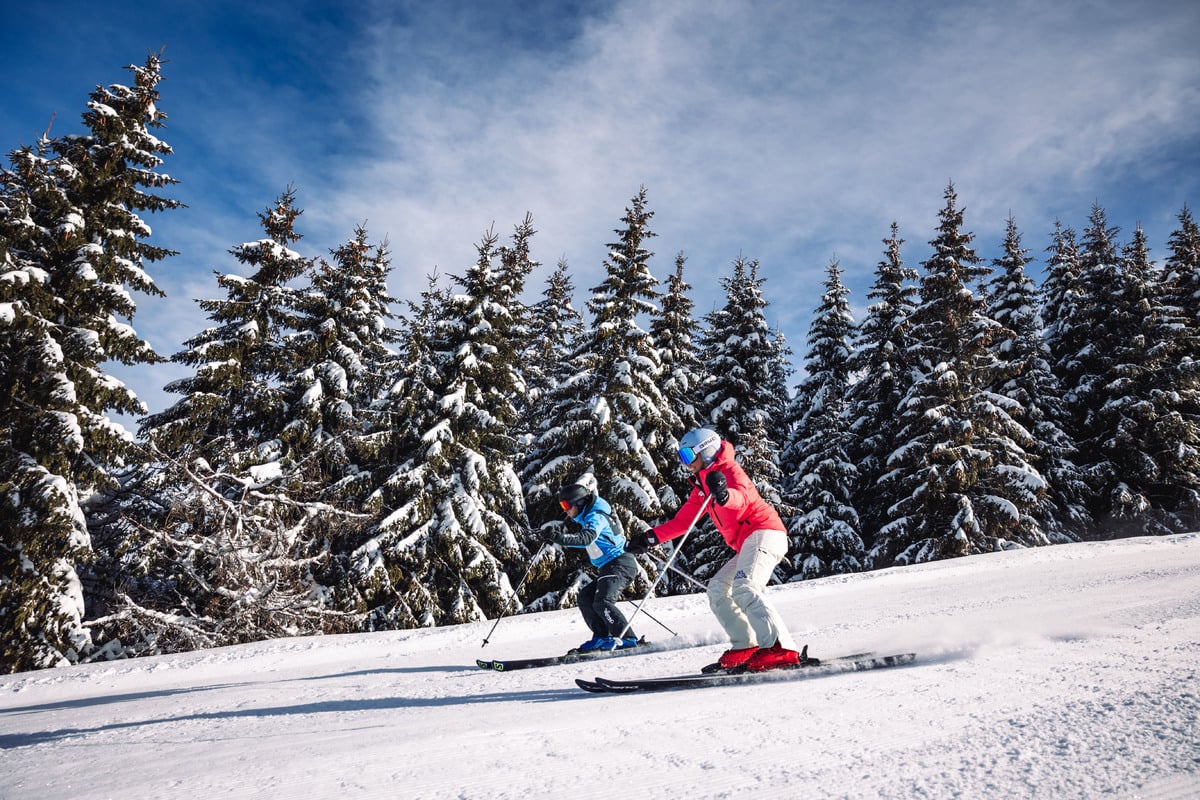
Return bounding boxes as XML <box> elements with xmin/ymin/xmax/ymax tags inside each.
<box><xmin>624</xmin><ymin>600</ymin><xmax>677</xmax><ymax>636</ymax></box>
<box><xmin>649</xmin><ymin>553</ymin><xmax>708</xmax><ymax>592</ymax></box>
<box><xmin>482</xmin><ymin>542</ymin><xmax>548</xmax><ymax>647</ymax></box>
<box><xmin>613</xmin><ymin>493</ymin><xmax>713</xmax><ymax>646</ymax></box>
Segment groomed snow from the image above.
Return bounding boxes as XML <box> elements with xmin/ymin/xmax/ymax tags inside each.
<box><xmin>2</xmin><ymin>534</ymin><xmax>1198</xmax><ymax>799</ymax></box>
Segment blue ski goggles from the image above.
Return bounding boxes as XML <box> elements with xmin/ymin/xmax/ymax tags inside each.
<box><xmin>678</xmin><ymin>446</ymin><xmax>700</xmax><ymax>465</ymax></box>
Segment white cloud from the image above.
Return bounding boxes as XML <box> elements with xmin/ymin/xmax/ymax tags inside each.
<box><xmin>321</xmin><ymin>0</ymin><xmax>1198</xmax><ymax>322</ymax></box>
<box><xmin>8</xmin><ymin>0</ymin><xmax>1197</xmax><ymax>419</ymax></box>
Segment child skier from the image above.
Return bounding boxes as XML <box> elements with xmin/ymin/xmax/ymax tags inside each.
<box><xmin>544</xmin><ymin>473</ymin><xmax>640</xmax><ymax>653</ymax></box>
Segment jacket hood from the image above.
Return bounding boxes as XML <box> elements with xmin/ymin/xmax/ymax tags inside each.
<box><xmin>572</xmin><ymin>494</ymin><xmax>612</xmax><ymax>522</ymax></box>
<box><xmin>705</xmin><ymin>440</ymin><xmax>736</xmax><ymax>470</ymax></box>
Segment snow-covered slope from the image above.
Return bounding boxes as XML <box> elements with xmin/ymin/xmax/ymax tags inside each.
<box><xmin>3</xmin><ymin>534</ymin><xmax>1198</xmax><ymax>799</ymax></box>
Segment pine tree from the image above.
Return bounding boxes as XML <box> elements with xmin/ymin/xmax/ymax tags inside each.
<box><xmin>1055</xmin><ymin>206</ymin><xmax>1119</xmax><ymax>464</ymax></box>
<box><xmin>1056</xmin><ymin>206</ymin><xmax>1122</xmax><ymax>445</ymax></box>
<box><xmin>687</xmin><ymin>255</ymin><xmax>788</xmax><ymax>580</ymax></box>
<box><xmin>843</xmin><ymin>223</ymin><xmax>918</xmax><ymax>548</ymax></box>
<box><xmin>0</xmin><ymin>53</ymin><xmax>180</xmax><ymax>671</ymax></box>
<box><xmin>1163</xmin><ymin>205</ymin><xmax>1200</xmax><ymax>324</ymax></box>
<box><xmin>96</xmin><ymin>197</ymin><xmax>376</xmax><ymax>659</ymax></box>
<box><xmin>649</xmin><ymin>251</ymin><xmax>707</xmax><ymax>506</ymax></box>
<box><xmin>140</xmin><ymin>188</ymin><xmax>311</xmax><ymax>469</ymax></box>
<box><xmin>1041</xmin><ymin>221</ymin><xmax>1084</xmax><ymax>377</ymax></box>
<box><xmin>350</xmin><ymin>273</ymin><xmax>452</xmax><ymax>625</ymax></box>
<box><xmin>782</xmin><ymin>260</ymin><xmax>864</xmax><ymax>579</ymax></box>
<box><xmin>701</xmin><ymin>256</ymin><xmax>784</xmax><ymax>452</ymax></box>
<box><xmin>986</xmin><ymin>216</ymin><xmax>1087</xmax><ymax>542</ymax></box>
<box><xmin>496</xmin><ymin>213</ymin><xmax>538</xmax><ymax>419</ymax></box>
<box><xmin>1092</xmin><ymin>224</ymin><xmax>1200</xmax><ymax>533</ymax></box>
<box><xmin>1056</xmin><ymin>206</ymin><xmax>1192</xmax><ymax>534</ymax></box>
<box><xmin>523</xmin><ymin>257</ymin><xmax>584</xmax><ymax>415</ymax></box>
<box><xmin>277</xmin><ymin>225</ymin><xmax>399</xmax><ymax>504</ymax></box>
<box><xmin>521</xmin><ymin>188</ymin><xmax>676</xmax><ymax>607</ymax></box>
<box><xmin>1155</xmin><ymin>206</ymin><xmax>1200</xmax><ymax>523</ymax></box>
<box><xmin>870</xmin><ymin>184</ymin><xmax>1045</xmax><ymax>568</ymax></box>
<box><xmin>0</xmin><ymin>140</ymin><xmax>96</xmax><ymax>672</ymax></box>
<box><xmin>352</xmin><ymin>225</ymin><xmax>532</xmax><ymax>628</ymax></box>
<box><xmin>765</xmin><ymin>325</ymin><xmax>795</xmax><ymax>454</ymax></box>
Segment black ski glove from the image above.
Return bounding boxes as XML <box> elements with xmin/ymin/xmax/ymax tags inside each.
<box><xmin>705</xmin><ymin>471</ymin><xmax>729</xmax><ymax>505</ymax></box>
<box><xmin>625</xmin><ymin>529</ymin><xmax>658</xmax><ymax>554</ymax></box>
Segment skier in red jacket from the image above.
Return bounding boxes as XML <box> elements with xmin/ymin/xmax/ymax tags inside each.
<box><xmin>627</xmin><ymin>428</ymin><xmax>801</xmax><ymax>672</ymax></box>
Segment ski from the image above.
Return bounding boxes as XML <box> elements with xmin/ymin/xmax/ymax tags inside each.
<box><xmin>575</xmin><ymin>651</ymin><xmax>916</xmax><ymax>693</ymax></box>
<box><xmin>477</xmin><ymin>639</ymin><xmax>653</xmax><ymax>672</ymax></box>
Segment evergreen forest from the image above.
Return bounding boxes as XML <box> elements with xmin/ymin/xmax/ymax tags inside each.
<box><xmin>3</xmin><ymin>55</ymin><xmax>1197</xmax><ymax>673</ymax></box>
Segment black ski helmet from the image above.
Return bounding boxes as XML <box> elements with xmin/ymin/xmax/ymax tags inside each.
<box><xmin>558</xmin><ymin>482</ymin><xmax>593</xmax><ymax>511</ymax></box>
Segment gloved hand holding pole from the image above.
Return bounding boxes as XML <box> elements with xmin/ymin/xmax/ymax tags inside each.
<box><xmin>614</xmin><ymin>493</ymin><xmax>713</xmax><ymax>644</ymax></box>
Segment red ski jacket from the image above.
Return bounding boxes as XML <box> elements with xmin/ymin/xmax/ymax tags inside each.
<box><xmin>652</xmin><ymin>441</ymin><xmax>785</xmax><ymax>553</ymax></box>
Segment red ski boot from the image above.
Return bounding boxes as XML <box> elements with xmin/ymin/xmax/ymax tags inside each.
<box><xmin>744</xmin><ymin>641</ymin><xmax>801</xmax><ymax>672</ymax></box>
<box><xmin>716</xmin><ymin>646</ymin><xmax>758</xmax><ymax>670</ymax></box>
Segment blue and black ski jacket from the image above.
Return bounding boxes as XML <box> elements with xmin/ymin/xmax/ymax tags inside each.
<box><xmin>557</xmin><ymin>496</ymin><xmax>627</xmax><ymax>568</ymax></box>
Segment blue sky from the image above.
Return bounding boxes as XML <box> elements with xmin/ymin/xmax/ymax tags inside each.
<box><xmin>4</xmin><ymin>0</ymin><xmax>1199</xmax><ymax>424</ymax></box>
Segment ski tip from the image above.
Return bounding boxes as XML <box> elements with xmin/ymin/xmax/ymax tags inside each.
<box><xmin>475</xmin><ymin>659</ymin><xmax>493</xmax><ymax>670</ymax></box>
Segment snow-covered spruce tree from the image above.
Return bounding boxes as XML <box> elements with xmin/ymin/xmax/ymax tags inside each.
<box><xmin>782</xmin><ymin>260</ymin><xmax>865</xmax><ymax>580</ymax></box>
<box><xmin>1087</xmin><ymin>223</ymin><xmax>1200</xmax><ymax>534</ymax></box>
<box><xmin>765</xmin><ymin>325</ymin><xmax>795</xmax><ymax>455</ymax></box>
<box><xmin>649</xmin><ymin>251</ymin><xmax>707</xmax><ymax>503</ymax></box>
<box><xmin>97</xmin><ymin>196</ymin><xmax>374</xmax><ymax>658</ymax></box>
<box><xmin>350</xmin><ymin>273</ymin><xmax>453</xmax><ymax>626</ymax></box>
<box><xmin>1163</xmin><ymin>205</ymin><xmax>1200</xmax><ymax>324</ymax></box>
<box><xmin>1041</xmin><ymin>220</ymin><xmax>1083</xmax><ymax>377</ymax></box>
<box><xmin>1126</xmin><ymin>225</ymin><xmax>1200</xmax><ymax>524</ymax></box>
<box><xmin>1162</xmin><ymin>206</ymin><xmax>1200</xmax><ymax>375</ymax></box>
<box><xmin>351</xmin><ymin>226</ymin><xmax>532</xmax><ymax>629</ymax></box>
<box><xmin>673</xmin><ymin>255</ymin><xmax>785</xmax><ymax>583</ymax></box>
<box><xmin>700</xmin><ymin>256</ymin><xmax>786</xmax><ymax>452</ymax></box>
<box><xmin>985</xmin><ymin>216</ymin><xmax>1087</xmax><ymax>542</ymax></box>
<box><xmin>521</xmin><ymin>187</ymin><xmax>678</xmax><ymax>609</ymax></box>
<box><xmin>1154</xmin><ymin>206</ymin><xmax>1200</xmax><ymax>520</ymax></box>
<box><xmin>869</xmin><ymin>184</ymin><xmax>1046</xmax><ymax>569</ymax></box>
<box><xmin>843</xmin><ymin>224</ymin><xmax>918</xmax><ymax>550</ymax></box>
<box><xmin>522</xmin><ymin>256</ymin><xmax>584</xmax><ymax>416</ymax></box>
<box><xmin>140</xmin><ymin>188</ymin><xmax>312</xmax><ymax>470</ymax></box>
<box><xmin>1052</xmin><ymin>206</ymin><xmax>1195</xmax><ymax>535</ymax></box>
<box><xmin>0</xmin><ymin>140</ymin><xmax>94</xmax><ymax>672</ymax></box>
<box><xmin>0</xmin><ymin>53</ymin><xmax>180</xmax><ymax>671</ymax></box>
<box><xmin>277</xmin><ymin>224</ymin><xmax>399</xmax><ymax>505</ymax></box>
<box><xmin>1051</xmin><ymin>206</ymin><xmax>1122</xmax><ymax>463</ymax></box>
<box><xmin>510</xmin><ymin>259</ymin><xmax>596</xmax><ymax>605</ymax></box>
<box><xmin>495</xmin><ymin>213</ymin><xmax>542</xmax><ymax>442</ymax></box>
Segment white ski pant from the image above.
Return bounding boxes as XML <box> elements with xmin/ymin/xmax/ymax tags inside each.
<box><xmin>707</xmin><ymin>529</ymin><xmax>796</xmax><ymax>651</ymax></box>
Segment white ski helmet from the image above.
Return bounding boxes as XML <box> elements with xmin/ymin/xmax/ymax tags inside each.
<box><xmin>678</xmin><ymin>428</ymin><xmax>722</xmax><ymax>467</ymax></box>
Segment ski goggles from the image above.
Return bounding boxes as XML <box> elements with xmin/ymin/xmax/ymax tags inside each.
<box><xmin>677</xmin><ymin>446</ymin><xmax>700</xmax><ymax>465</ymax></box>
<box><xmin>559</xmin><ymin>499</ymin><xmax>576</xmax><ymax>512</ymax></box>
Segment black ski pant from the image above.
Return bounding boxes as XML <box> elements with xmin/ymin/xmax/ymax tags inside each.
<box><xmin>579</xmin><ymin>552</ymin><xmax>638</xmax><ymax>639</ymax></box>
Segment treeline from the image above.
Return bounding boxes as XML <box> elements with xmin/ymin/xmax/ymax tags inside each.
<box><xmin>2</xmin><ymin>56</ymin><xmax>1197</xmax><ymax>673</ymax></box>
